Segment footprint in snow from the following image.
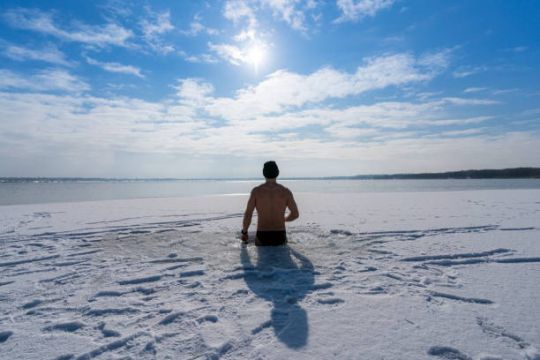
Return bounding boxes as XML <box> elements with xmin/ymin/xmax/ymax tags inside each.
<box><xmin>0</xmin><ymin>331</ymin><xmax>13</xmax><ymax>343</ymax></box>
<box><xmin>428</xmin><ymin>346</ymin><xmax>472</xmax><ymax>360</ymax></box>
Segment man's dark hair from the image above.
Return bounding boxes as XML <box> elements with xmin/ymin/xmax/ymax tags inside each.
<box><xmin>263</xmin><ymin>161</ymin><xmax>279</xmax><ymax>179</ymax></box>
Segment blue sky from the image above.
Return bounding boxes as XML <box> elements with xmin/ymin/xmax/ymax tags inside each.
<box><xmin>0</xmin><ymin>0</ymin><xmax>539</xmax><ymax>178</ymax></box>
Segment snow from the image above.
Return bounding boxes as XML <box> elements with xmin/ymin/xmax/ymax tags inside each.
<box><xmin>0</xmin><ymin>189</ymin><xmax>539</xmax><ymax>359</ymax></box>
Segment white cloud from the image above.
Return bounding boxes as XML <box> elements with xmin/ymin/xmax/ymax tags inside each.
<box><xmin>324</xmin><ymin>125</ymin><xmax>380</xmax><ymax>138</ymax></box>
<box><xmin>492</xmin><ymin>88</ymin><xmax>519</xmax><ymax>96</ymax></box>
<box><xmin>223</xmin><ymin>0</ymin><xmax>257</xmax><ymax>27</ymax></box>
<box><xmin>335</xmin><ymin>0</ymin><xmax>395</xmax><ymax>23</ymax></box>
<box><xmin>520</xmin><ymin>108</ymin><xmax>540</xmax><ymax>117</ymax></box>
<box><xmin>0</xmin><ymin>84</ymin><xmax>533</xmax><ymax>177</ymax></box>
<box><xmin>239</xmin><ymin>102</ymin><xmax>493</xmax><ymax>135</ymax></box>
<box><xmin>223</xmin><ymin>0</ymin><xmax>320</xmax><ymax>33</ymax></box>
<box><xmin>2</xmin><ymin>86</ymin><xmax>535</xmax><ymax>176</ymax></box>
<box><xmin>464</xmin><ymin>87</ymin><xmax>487</xmax><ymax>93</ymax></box>
<box><xmin>424</xmin><ymin>116</ymin><xmax>492</xmax><ymax>126</ymax></box>
<box><xmin>207</xmin><ymin>52</ymin><xmax>449</xmax><ymax>120</ymax></box>
<box><xmin>0</xmin><ymin>91</ymin><xmax>211</xmax><ymax>162</ymax></box>
<box><xmin>85</xmin><ymin>57</ymin><xmax>144</xmax><ymax>78</ymax></box>
<box><xmin>180</xmin><ymin>15</ymin><xmax>219</xmax><ymax>36</ymax></box>
<box><xmin>141</xmin><ymin>9</ymin><xmax>173</xmax><ymax>37</ymax></box>
<box><xmin>0</xmin><ymin>69</ymin><xmax>89</xmax><ymax>92</ymax></box>
<box><xmin>179</xmin><ymin>51</ymin><xmax>219</xmax><ymax>64</ymax></box>
<box><xmin>0</xmin><ymin>51</ymin><xmax>533</xmax><ymax>177</ymax></box>
<box><xmin>502</xmin><ymin>46</ymin><xmax>527</xmax><ymax>53</ymax></box>
<box><xmin>234</xmin><ymin>29</ymin><xmax>257</xmax><ymax>42</ymax></box>
<box><xmin>342</xmin><ymin>132</ymin><xmax>540</xmax><ymax>174</ymax></box>
<box><xmin>452</xmin><ymin>65</ymin><xmax>487</xmax><ymax>78</ymax></box>
<box><xmin>140</xmin><ymin>8</ymin><xmax>175</xmax><ymax>54</ymax></box>
<box><xmin>208</xmin><ymin>38</ymin><xmax>270</xmax><ymax>68</ymax></box>
<box><xmin>1</xmin><ymin>43</ymin><xmax>71</xmax><ymax>66</ymax></box>
<box><xmin>4</xmin><ymin>8</ymin><xmax>132</xmax><ymax>47</ymax></box>
<box><xmin>429</xmin><ymin>128</ymin><xmax>487</xmax><ymax>137</ymax></box>
<box><xmin>208</xmin><ymin>42</ymin><xmax>246</xmax><ymax>65</ymax></box>
<box><xmin>175</xmin><ymin>79</ymin><xmax>215</xmax><ymax>106</ymax></box>
<box><xmin>260</xmin><ymin>0</ymin><xmax>308</xmax><ymax>31</ymax></box>
<box><xmin>418</xmin><ymin>48</ymin><xmax>453</xmax><ymax>69</ymax></box>
<box><xmin>440</xmin><ymin>97</ymin><xmax>499</xmax><ymax>106</ymax></box>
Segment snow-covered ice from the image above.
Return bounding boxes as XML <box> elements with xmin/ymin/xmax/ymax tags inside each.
<box><xmin>0</xmin><ymin>190</ymin><xmax>539</xmax><ymax>359</ymax></box>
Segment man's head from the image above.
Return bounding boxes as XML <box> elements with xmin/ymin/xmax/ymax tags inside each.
<box><xmin>263</xmin><ymin>161</ymin><xmax>279</xmax><ymax>179</ymax></box>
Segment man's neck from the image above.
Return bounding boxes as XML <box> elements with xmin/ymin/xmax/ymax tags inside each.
<box><xmin>265</xmin><ymin>178</ymin><xmax>277</xmax><ymax>184</ymax></box>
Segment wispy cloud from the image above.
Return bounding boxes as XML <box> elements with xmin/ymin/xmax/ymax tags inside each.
<box><xmin>418</xmin><ymin>48</ymin><xmax>453</xmax><ymax>69</ymax></box>
<box><xmin>141</xmin><ymin>9</ymin><xmax>173</xmax><ymax>37</ymax></box>
<box><xmin>502</xmin><ymin>46</ymin><xmax>527</xmax><ymax>53</ymax></box>
<box><xmin>0</xmin><ymin>69</ymin><xmax>89</xmax><ymax>92</ymax></box>
<box><xmin>3</xmin><ymin>8</ymin><xmax>132</xmax><ymax>47</ymax></box>
<box><xmin>452</xmin><ymin>65</ymin><xmax>488</xmax><ymax>78</ymax></box>
<box><xmin>464</xmin><ymin>87</ymin><xmax>487</xmax><ymax>93</ymax></box>
<box><xmin>430</xmin><ymin>128</ymin><xmax>487</xmax><ymax>137</ymax></box>
<box><xmin>208</xmin><ymin>42</ymin><xmax>246</xmax><ymax>65</ymax></box>
<box><xmin>0</xmin><ymin>42</ymin><xmax>72</xmax><ymax>66</ymax></box>
<box><xmin>140</xmin><ymin>8</ymin><xmax>174</xmax><ymax>53</ymax></box>
<box><xmin>85</xmin><ymin>56</ymin><xmax>144</xmax><ymax>78</ymax></box>
<box><xmin>208</xmin><ymin>39</ymin><xmax>272</xmax><ymax>69</ymax></box>
<box><xmin>223</xmin><ymin>0</ymin><xmax>258</xmax><ymax>27</ymax></box>
<box><xmin>439</xmin><ymin>97</ymin><xmax>499</xmax><ymax>106</ymax></box>
<box><xmin>178</xmin><ymin>51</ymin><xmax>218</xmax><ymax>64</ymax></box>
<box><xmin>335</xmin><ymin>0</ymin><xmax>395</xmax><ymax>23</ymax></box>
<box><xmin>492</xmin><ymin>88</ymin><xmax>519</xmax><ymax>96</ymax></box>
<box><xmin>180</xmin><ymin>15</ymin><xmax>219</xmax><ymax>36</ymax></box>
<box><xmin>235</xmin><ymin>102</ymin><xmax>494</xmax><ymax>135</ymax></box>
<box><xmin>260</xmin><ymin>0</ymin><xmax>309</xmax><ymax>31</ymax></box>
<box><xmin>424</xmin><ymin>116</ymin><xmax>492</xmax><ymax>126</ymax></box>
<box><xmin>223</xmin><ymin>0</ymin><xmax>320</xmax><ymax>33</ymax></box>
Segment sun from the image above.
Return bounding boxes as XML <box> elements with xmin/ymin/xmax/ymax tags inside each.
<box><xmin>244</xmin><ymin>43</ymin><xmax>266</xmax><ymax>72</ymax></box>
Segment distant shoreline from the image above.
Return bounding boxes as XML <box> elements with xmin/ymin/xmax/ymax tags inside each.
<box><xmin>349</xmin><ymin>167</ymin><xmax>540</xmax><ymax>180</ymax></box>
<box><xmin>1</xmin><ymin>168</ymin><xmax>539</xmax><ymax>182</ymax></box>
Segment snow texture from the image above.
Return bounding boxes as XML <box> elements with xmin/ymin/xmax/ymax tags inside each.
<box><xmin>0</xmin><ymin>190</ymin><xmax>539</xmax><ymax>359</ymax></box>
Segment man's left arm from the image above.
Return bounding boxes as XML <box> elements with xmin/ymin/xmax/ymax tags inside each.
<box><xmin>285</xmin><ymin>190</ymin><xmax>299</xmax><ymax>222</ymax></box>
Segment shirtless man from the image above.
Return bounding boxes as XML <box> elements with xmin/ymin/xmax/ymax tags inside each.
<box><xmin>241</xmin><ymin>161</ymin><xmax>299</xmax><ymax>246</ymax></box>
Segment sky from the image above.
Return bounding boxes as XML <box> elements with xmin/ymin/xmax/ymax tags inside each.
<box><xmin>0</xmin><ymin>0</ymin><xmax>539</xmax><ymax>178</ymax></box>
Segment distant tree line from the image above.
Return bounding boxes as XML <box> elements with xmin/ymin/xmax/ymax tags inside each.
<box><xmin>351</xmin><ymin>167</ymin><xmax>540</xmax><ymax>179</ymax></box>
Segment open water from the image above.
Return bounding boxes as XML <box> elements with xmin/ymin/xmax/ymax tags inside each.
<box><xmin>1</xmin><ymin>178</ymin><xmax>540</xmax><ymax>206</ymax></box>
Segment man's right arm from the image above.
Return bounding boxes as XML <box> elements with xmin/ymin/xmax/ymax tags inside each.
<box><xmin>285</xmin><ymin>190</ymin><xmax>299</xmax><ymax>222</ymax></box>
<box><xmin>242</xmin><ymin>189</ymin><xmax>256</xmax><ymax>241</ymax></box>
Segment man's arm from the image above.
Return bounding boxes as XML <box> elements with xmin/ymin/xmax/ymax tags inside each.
<box><xmin>285</xmin><ymin>190</ymin><xmax>299</xmax><ymax>222</ymax></box>
<box><xmin>242</xmin><ymin>189</ymin><xmax>256</xmax><ymax>241</ymax></box>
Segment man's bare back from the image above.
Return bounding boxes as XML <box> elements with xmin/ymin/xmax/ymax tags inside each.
<box><xmin>243</xmin><ymin>181</ymin><xmax>299</xmax><ymax>231</ymax></box>
<box><xmin>241</xmin><ymin>162</ymin><xmax>299</xmax><ymax>245</ymax></box>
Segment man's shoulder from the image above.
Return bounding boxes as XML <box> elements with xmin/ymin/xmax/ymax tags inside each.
<box><xmin>276</xmin><ymin>183</ymin><xmax>293</xmax><ymax>195</ymax></box>
<box><xmin>251</xmin><ymin>184</ymin><xmax>264</xmax><ymax>194</ymax></box>
<box><xmin>252</xmin><ymin>182</ymin><xmax>292</xmax><ymax>194</ymax></box>
<box><xmin>278</xmin><ymin>183</ymin><xmax>290</xmax><ymax>190</ymax></box>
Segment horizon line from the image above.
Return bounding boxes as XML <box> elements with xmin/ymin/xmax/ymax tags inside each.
<box><xmin>1</xmin><ymin>167</ymin><xmax>539</xmax><ymax>181</ymax></box>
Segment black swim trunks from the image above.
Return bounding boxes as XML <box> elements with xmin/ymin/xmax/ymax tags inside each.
<box><xmin>255</xmin><ymin>231</ymin><xmax>287</xmax><ymax>246</ymax></box>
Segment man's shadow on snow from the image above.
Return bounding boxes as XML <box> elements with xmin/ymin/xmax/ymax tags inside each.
<box><xmin>241</xmin><ymin>245</ymin><xmax>314</xmax><ymax>348</ymax></box>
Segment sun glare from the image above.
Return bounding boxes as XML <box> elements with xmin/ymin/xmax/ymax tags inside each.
<box><xmin>245</xmin><ymin>43</ymin><xmax>266</xmax><ymax>72</ymax></box>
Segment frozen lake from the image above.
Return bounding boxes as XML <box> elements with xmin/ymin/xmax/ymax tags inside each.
<box><xmin>0</xmin><ymin>189</ymin><xmax>539</xmax><ymax>359</ymax></box>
